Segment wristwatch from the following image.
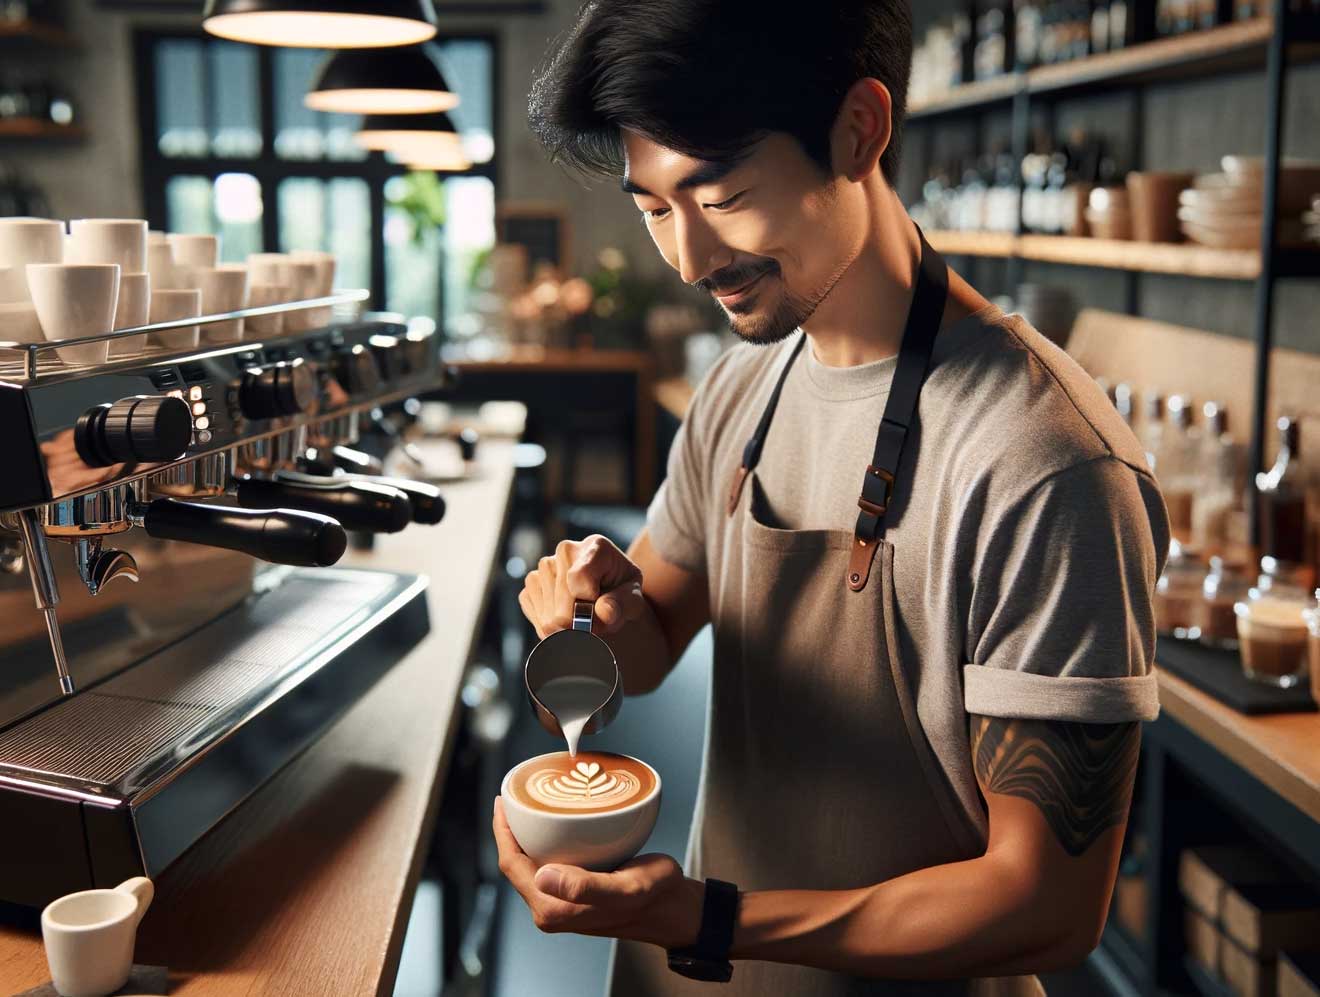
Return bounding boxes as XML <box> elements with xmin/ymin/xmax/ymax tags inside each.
<box><xmin>667</xmin><ymin>878</ymin><xmax>739</xmax><ymax>982</ymax></box>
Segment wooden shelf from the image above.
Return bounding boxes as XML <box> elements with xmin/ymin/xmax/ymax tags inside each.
<box><xmin>0</xmin><ymin>19</ymin><xmax>77</xmax><ymax>48</ymax></box>
<box><xmin>0</xmin><ymin>118</ymin><xmax>85</xmax><ymax>141</ymax></box>
<box><xmin>926</xmin><ymin>230</ymin><xmax>1266</xmax><ymax>279</ymax></box>
<box><xmin>909</xmin><ymin>19</ymin><xmax>1276</xmax><ymax>119</ymax></box>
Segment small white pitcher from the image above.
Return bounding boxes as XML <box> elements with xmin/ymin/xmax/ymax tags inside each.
<box><xmin>41</xmin><ymin>877</ymin><xmax>154</xmax><ymax>997</ymax></box>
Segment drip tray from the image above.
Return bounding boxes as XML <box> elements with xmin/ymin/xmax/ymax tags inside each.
<box><xmin>0</xmin><ymin>567</ymin><xmax>429</xmax><ymax>907</ymax></box>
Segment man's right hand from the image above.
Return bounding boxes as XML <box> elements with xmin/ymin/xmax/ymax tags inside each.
<box><xmin>519</xmin><ymin>535</ymin><xmax>647</xmax><ymax>639</ymax></box>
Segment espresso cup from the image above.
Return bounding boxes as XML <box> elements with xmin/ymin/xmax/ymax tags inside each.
<box><xmin>0</xmin><ymin>264</ymin><xmax>27</xmax><ymax>303</ymax></box>
<box><xmin>67</xmin><ymin>219</ymin><xmax>149</xmax><ymax>274</ymax></box>
<box><xmin>168</xmin><ymin>233</ymin><xmax>220</xmax><ymax>269</ymax></box>
<box><xmin>146</xmin><ymin>240</ymin><xmax>178</xmax><ymax>292</ymax></box>
<box><xmin>0</xmin><ymin>217</ymin><xmax>64</xmax><ymax>270</ymax></box>
<box><xmin>247</xmin><ymin>252</ymin><xmax>295</xmax><ymax>288</ymax></box>
<box><xmin>41</xmin><ymin>876</ymin><xmax>154</xmax><ymax>997</ymax></box>
<box><xmin>149</xmin><ymin>288</ymin><xmax>202</xmax><ymax>351</ymax></box>
<box><xmin>0</xmin><ymin>301</ymin><xmax>43</xmax><ymax>345</ymax></box>
<box><xmin>501</xmin><ymin>751</ymin><xmax>661</xmax><ymax>871</ymax></box>
<box><xmin>110</xmin><ymin>272</ymin><xmax>152</xmax><ymax>358</ymax></box>
<box><xmin>26</xmin><ymin>263</ymin><xmax>120</xmax><ymax>366</ymax></box>
<box><xmin>245</xmin><ymin>282</ymin><xmax>289</xmax><ymax>337</ymax></box>
<box><xmin>194</xmin><ymin>264</ymin><xmax>249</xmax><ymax>343</ymax></box>
<box><xmin>291</xmin><ymin>249</ymin><xmax>336</xmax><ymax>326</ymax></box>
<box><xmin>283</xmin><ymin>260</ymin><xmax>323</xmax><ymax>332</ymax></box>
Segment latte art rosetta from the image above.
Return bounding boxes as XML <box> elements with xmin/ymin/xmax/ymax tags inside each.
<box><xmin>525</xmin><ymin>760</ymin><xmax>644</xmax><ymax>810</ymax></box>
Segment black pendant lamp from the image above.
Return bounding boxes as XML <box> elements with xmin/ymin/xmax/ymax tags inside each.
<box><xmin>355</xmin><ymin>111</ymin><xmax>463</xmax><ymax>158</ymax></box>
<box><xmin>203</xmin><ymin>0</ymin><xmax>437</xmax><ymax>49</ymax></box>
<box><xmin>306</xmin><ymin>47</ymin><xmax>459</xmax><ymax>114</ymax></box>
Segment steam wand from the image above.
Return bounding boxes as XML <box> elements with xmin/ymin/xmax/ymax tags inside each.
<box><xmin>16</xmin><ymin>508</ymin><xmax>74</xmax><ymax>696</ymax></box>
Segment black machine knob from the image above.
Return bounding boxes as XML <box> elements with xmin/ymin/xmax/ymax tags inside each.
<box><xmin>141</xmin><ymin>498</ymin><xmax>346</xmax><ymax>567</ymax></box>
<box><xmin>237</xmin><ymin>473</ymin><xmax>412</xmax><ymax>534</ymax></box>
<box><xmin>332</xmin><ymin>344</ymin><xmax>382</xmax><ymax>396</ymax></box>
<box><xmin>368</xmin><ymin>334</ymin><xmax>406</xmax><ymax>381</ymax></box>
<box><xmin>456</xmin><ymin>427</ymin><xmax>480</xmax><ymax>462</ymax></box>
<box><xmin>239</xmin><ymin>358</ymin><xmax>317</xmax><ymax>420</ymax></box>
<box><xmin>76</xmin><ymin>395</ymin><xmax>193</xmax><ymax>468</ymax></box>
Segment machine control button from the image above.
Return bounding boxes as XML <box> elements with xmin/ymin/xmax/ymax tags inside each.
<box><xmin>76</xmin><ymin>395</ymin><xmax>193</xmax><ymax>467</ymax></box>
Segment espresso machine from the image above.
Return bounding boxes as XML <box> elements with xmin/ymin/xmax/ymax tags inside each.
<box><xmin>0</xmin><ymin>293</ymin><xmax>450</xmax><ymax>906</ymax></box>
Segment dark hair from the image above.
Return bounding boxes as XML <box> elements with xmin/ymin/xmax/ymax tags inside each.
<box><xmin>528</xmin><ymin>0</ymin><xmax>913</xmax><ymax>186</ymax></box>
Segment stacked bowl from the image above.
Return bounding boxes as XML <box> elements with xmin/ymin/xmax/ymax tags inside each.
<box><xmin>1178</xmin><ymin>156</ymin><xmax>1320</xmax><ymax>249</ymax></box>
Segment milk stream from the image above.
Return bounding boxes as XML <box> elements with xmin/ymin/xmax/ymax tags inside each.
<box><xmin>536</xmin><ymin>675</ymin><xmax>612</xmax><ymax>756</ymax></box>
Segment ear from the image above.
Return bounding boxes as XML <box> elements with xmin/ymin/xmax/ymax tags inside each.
<box><xmin>830</xmin><ymin>77</ymin><xmax>893</xmax><ymax>184</ymax></box>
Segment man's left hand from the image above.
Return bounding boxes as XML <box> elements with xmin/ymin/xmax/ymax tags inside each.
<box><xmin>493</xmin><ymin>797</ymin><xmax>704</xmax><ymax>948</ymax></box>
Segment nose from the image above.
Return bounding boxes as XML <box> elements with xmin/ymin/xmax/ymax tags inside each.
<box><xmin>670</xmin><ymin>210</ymin><xmax>728</xmax><ymax>287</ymax></box>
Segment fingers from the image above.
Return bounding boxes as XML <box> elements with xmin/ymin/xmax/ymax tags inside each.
<box><xmin>594</xmin><ymin>581</ymin><xmax>645</xmax><ymax>634</ymax></box>
<box><xmin>533</xmin><ymin>852</ymin><xmax>676</xmax><ymax>909</ymax></box>
<box><xmin>518</xmin><ymin>536</ymin><xmax>645</xmax><ymax>640</ymax></box>
<box><xmin>492</xmin><ymin>798</ymin><xmax>539</xmax><ymax>892</ymax></box>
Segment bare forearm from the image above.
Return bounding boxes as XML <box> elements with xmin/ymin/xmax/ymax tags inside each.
<box><xmin>729</xmin><ymin>847</ymin><xmax>1101</xmax><ymax>979</ymax></box>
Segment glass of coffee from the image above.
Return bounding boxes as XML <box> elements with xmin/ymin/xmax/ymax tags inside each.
<box><xmin>500</xmin><ymin>751</ymin><xmax>661</xmax><ymax>871</ymax></box>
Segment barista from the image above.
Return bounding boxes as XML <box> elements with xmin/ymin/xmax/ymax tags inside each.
<box><xmin>494</xmin><ymin>2</ymin><xmax>1168</xmax><ymax>994</ymax></box>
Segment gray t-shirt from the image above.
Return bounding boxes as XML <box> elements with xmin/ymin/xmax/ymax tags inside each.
<box><xmin>647</xmin><ymin>306</ymin><xmax>1169</xmax><ymax>838</ymax></box>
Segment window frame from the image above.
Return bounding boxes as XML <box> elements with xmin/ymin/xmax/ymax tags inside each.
<box><xmin>132</xmin><ymin>27</ymin><xmax>502</xmax><ymax>311</ymax></box>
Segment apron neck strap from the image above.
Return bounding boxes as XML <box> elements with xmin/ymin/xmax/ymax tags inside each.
<box><xmin>847</xmin><ymin>226</ymin><xmax>949</xmax><ymax>591</ymax></box>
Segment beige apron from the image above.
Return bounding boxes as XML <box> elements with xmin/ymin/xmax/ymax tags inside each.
<box><xmin>609</xmin><ymin>232</ymin><xmax>1042</xmax><ymax>997</ymax></box>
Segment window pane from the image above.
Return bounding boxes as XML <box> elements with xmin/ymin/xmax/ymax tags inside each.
<box><xmin>435</xmin><ymin>40</ymin><xmax>494</xmax><ymax>164</ymax></box>
<box><xmin>274</xmin><ymin>49</ymin><xmax>365</xmax><ymax>162</ymax></box>
<box><xmin>385</xmin><ymin>173</ymin><xmax>495</xmax><ymax>331</ymax></box>
<box><xmin>156</xmin><ymin>40</ymin><xmax>208</xmax><ymax>158</ymax></box>
<box><xmin>166</xmin><ymin>174</ymin><xmax>264</xmax><ymax>262</ymax></box>
<box><xmin>208</xmin><ymin>43</ymin><xmax>261</xmax><ymax>157</ymax></box>
<box><xmin>278</xmin><ymin>178</ymin><xmax>370</xmax><ymax>292</ymax></box>
<box><xmin>165</xmin><ymin>175</ymin><xmax>214</xmax><ymax>235</ymax></box>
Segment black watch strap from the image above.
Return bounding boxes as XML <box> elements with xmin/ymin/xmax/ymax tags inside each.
<box><xmin>667</xmin><ymin>878</ymin><xmax>739</xmax><ymax>982</ymax></box>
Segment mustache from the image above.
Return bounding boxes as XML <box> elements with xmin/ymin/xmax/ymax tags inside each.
<box><xmin>691</xmin><ymin>260</ymin><xmax>779</xmax><ymax>295</ymax></box>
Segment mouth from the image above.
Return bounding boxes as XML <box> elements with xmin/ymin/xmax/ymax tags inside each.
<box><xmin>714</xmin><ymin>271</ymin><xmax>769</xmax><ymax>306</ymax></box>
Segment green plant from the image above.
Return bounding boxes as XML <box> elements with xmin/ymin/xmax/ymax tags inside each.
<box><xmin>387</xmin><ymin>171</ymin><xmax>447</xmax><ymax>247</ymax></box>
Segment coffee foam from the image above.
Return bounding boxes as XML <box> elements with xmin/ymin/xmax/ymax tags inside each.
<box><xmin>509</xmin><ymin>752</ymin><xmax>655</xmax><ymax>815</ymax></box>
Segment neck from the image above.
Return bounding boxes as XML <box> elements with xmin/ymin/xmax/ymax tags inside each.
<box><xmin>802</xmin><ymin>187</ymin><xmax>987</xmax><ymax>368</ymax></box>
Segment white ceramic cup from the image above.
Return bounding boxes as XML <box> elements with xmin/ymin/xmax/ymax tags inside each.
<box><xmin>0</xmin><ymin>217</ymin><xmax>64</xmax><ymax>269</ymax></box>
<box><xmin>0</xmin><ymin>301</ymin><xmax>43</xmax><ymax>345</ymax></box>
<box><xmin>26</xmin><ymin>263</ymin><xmax>120</xmax><ymax>366</ymax></box>
<box><xmin>67</xmin><ymin>219</ymin><xmax>149</xmax><ymax>274</ymax></box>
<box><xmin>109</xmin><ymin>272</ymin><xmax>152</xmax><ymax>357</ymax></box>
<box><xmin>149</xmin><ymin>288</ymin><xmax>202</xmax><ymax>351</ymax></box>
<box><xmin>291</xmin><ymin>250</ymin><xmax>336</xmax><ymax>326</ymax></box>
<box><xmin>147</xmin><ymin>229</ymin><xmax>169</xmax><ymax>246</ymax></box>
<box><xmin>167</xmin><ymin>233</ymin><xmax>220</xmax><ymax>269</ymax></box>
<box><xmin>41</xmin><ymin>877</ymin><xmax>154</xmax><ymax>997</ymax></box>
<box><xmin>0</xmin><ymin>264</ymin><xmax>28</xmax><ymax>303</ymax></box>
<box><xmin>500</xmin><ymin>752</ymin><xmax>661</xmax><ymax>872</ymax></box>
<box><xmin>284</xmin><ymin>260</ymin><xmax>323</xmax><ymax>332</ymax></box>
<box><xmin>245</xmin><ymin>283</ymin><xmax>289</xmax><ymax>337</ymax></box>
<box><xmin>247</xmin><ymin>252</ymin><xmax>295</xmax><ymax>288</ymax></box>
<box><xmin>146</xmin><ymin>241</ymin><xmax>178</xmax><ymax>292</ymax></box>
<box><xmin>194</xmin><ymin>264</ymin><xmax>248</xmax><ymax>343</ymax></box>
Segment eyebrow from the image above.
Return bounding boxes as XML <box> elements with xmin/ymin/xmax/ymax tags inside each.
<box><xmin>621</xmin><ymin>159</ymin><xmax>741</xmax><ymax>197</ymax></box>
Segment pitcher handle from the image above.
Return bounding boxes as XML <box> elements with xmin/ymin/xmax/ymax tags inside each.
<box><xmin>114</xmin><ymin>877</ymin><xmax>154</xmax><ymax>925</ymax></box>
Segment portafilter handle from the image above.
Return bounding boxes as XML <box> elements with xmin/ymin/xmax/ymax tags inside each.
<box><xmin>133</xmin><ymin>498</ymin><xmax>347</xmax><ymax>567</ymax></box>
<box><xmin>235</xmin><ymin>472</ymin><xmax>413</xmax><ymax>534</ymax></box>
<box><xmin>300</xmin><ymin>445</ymin><xmax>384</xmax><ymax>477</ymax></box>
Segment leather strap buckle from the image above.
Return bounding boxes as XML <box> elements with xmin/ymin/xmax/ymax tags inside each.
<box><xmin>856</xmin><ymin>465</ymin><xmax>894</xmax><ymax>518</ymax></box>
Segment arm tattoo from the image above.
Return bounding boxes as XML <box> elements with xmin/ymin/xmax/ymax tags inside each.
<box><xmin>971</xmin><ymin>716</ymin><xmax>1140</xmax><ymax>857</ymax></box>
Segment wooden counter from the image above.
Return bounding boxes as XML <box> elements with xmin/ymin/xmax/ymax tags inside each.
<box><xmin>1157</xmin><ymin>668</ymin><xmax>1320</xmax><ymax>825</ymax></box>
<box><xmin>0</xmin><ymin>441</ymin><xmax>517</xmax><ymax>995</ymax></box>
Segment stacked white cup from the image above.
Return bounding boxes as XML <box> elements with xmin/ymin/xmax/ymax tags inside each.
<box><xmin>67</xmin><ymin>220</ymin><xmax>151</xmax><ymax>358</ymax></box>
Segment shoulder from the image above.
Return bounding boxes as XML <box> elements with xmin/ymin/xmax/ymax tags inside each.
<box><xmin>923</xmin><ymin>309</ymin><xmax>1155</xmax><ymax>502</ymax></box>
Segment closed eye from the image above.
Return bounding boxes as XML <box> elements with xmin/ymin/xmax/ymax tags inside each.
<box><xmin>705</xmin><ymin>191</ymin><xmax>745</xmax><ymax>210</ymax></box>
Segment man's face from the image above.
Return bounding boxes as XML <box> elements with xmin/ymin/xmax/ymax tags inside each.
<box><xmin>623</xmin><ymin>131</ymin><xmax>863</xmax><ymax>345</ymax></box>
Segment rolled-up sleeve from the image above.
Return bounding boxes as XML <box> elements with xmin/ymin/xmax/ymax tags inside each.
<box><xmin>963</xmin><ymin>456</ymin><xmax>1170</xmax><ymax>724</ymax></box>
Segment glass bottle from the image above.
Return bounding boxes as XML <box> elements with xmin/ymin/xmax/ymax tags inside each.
<box><xmin>1191</xmin><ymin>401</ymin><xmax>1245</xmax><ymax>560</ymax></box>
<box><xmin>1306</xmin><ymin>593</ymin><xmax>1320</xmax><ymax>707</ymax></box>
<box><xmin>1155</xmin><ymin>540</ymin><xmax>1205</xmax><ymax>639</ymax></box>
<box><xmin>1141</xmin><ymin>391</ymin><xmax>1165</xmax><ymax>474</ymax></box>
<box><xmin>1256</xmin><ymin>416</ymin><xmax>1311</xmax><ymax>586</ymax></box>
<box><xmin>1161</xmin><ymin>395</ymin><xmax>1198</xmax><ymax>545</ymax></box>
<box><xmin>1114</xmin><ymin>382</ymin><xmax>1135</xmax><ymax>427</ymax></box>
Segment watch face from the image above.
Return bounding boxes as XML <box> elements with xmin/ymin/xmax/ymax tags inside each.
<box><xmin>668</xmin><ymin>953</ymin><xmax>734</xmax><ymax>983</ymax></box>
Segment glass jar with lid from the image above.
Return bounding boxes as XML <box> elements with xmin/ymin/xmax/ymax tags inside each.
<box><xmin>1234</xmin><ymin>559</ymin><xmax>1315</xmax><ymax>688</ymax></box>
<box><xmin>1198</xmin><ymin>556</ymin><xmax>1251</xmax><ymax>650</ymax></box>
<box><xmin>1155</xmin><ymin>540</ymin><xmax>1204</xmax><ymax>639</ymax></box>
